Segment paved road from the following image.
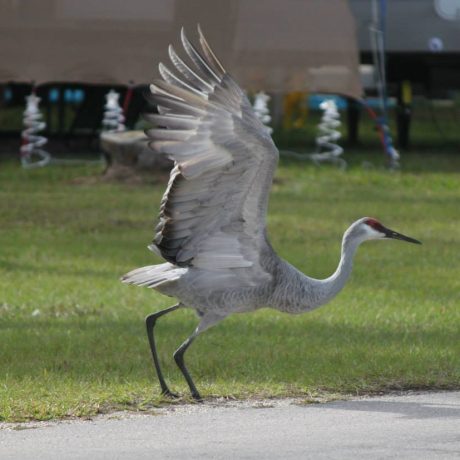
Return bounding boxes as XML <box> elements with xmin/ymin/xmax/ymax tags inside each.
<box><xmin>1</xmin><ymin>392</ymin><xmax>459</xmax><ymax>459</ymax></box>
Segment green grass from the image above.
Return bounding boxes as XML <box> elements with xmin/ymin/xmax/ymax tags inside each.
<box><xmin>0</xmin><ymin>152</ymin><xmax>459</xmax><ymax>421</ymax></box>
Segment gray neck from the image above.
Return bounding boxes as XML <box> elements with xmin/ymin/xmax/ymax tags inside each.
<box><xmin>312</xmin><ymin>232</ymin><xmax>361</xmax><ymax>307</ymax></box>
<box><xmin>270</xmin><ymin>230</ymin><xmax>363</xmax><ymax>314</ymax></box>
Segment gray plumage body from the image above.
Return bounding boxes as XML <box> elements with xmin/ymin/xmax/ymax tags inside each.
<box><xmin>143</xmin><ymin>235</ymin><xmax>351</xmax><ymax>317</ymax></box>
<box><xmin>126</xmin><ymin>221</ymin><xmax>363</xmax><ymax>319</ymax></box>
<box><xmin>122</xmin><ymin>27</ymin><xmax>421</xmax><ymax>400</ymax></box>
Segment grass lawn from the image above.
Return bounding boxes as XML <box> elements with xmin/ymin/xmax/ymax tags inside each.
<box><xmin>0</xmin><ymin>151</ymin><xmax>459</xmax><ymax>421</ymax></box>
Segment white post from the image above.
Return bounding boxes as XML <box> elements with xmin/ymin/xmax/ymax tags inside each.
<box><xmin>253</xmin><ymin>91</ymin><xmax>273</xmax><ymax>134</ymax></box>
<box><xmin>310</xmin><ymin>99</ymin><xmax>346</xmax><ymax>169</ymax></box>
<box><xmin>20</xmin><ymin>93</ymin><xmax>51</xmax><ymax>169</ymax></box>
<box><xmin>102</xmin><ymin>90</ymin><xmax>125</xmax><ymax>132</ymax></box>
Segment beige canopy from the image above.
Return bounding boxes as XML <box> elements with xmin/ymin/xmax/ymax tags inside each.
<box><xmin>0</xmin><ymin>0</ymin><xmax>362</xmax><ymax>97</ymax></box>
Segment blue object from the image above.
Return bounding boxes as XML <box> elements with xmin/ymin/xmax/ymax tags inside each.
<box><xmin>3</xmin><ymin>86</ymin><xmax>13</xmax><ymax>102</ymax></box>
<box><xmin>48</xmin><ymin>88</ymin><xmax>59</xmax><ymax>103</ymax></box>
<box><xmin>64</xmin><ymin>89</ymin><xmax>74</xmax><ymax>103</ymax></box>
<box><xmin>73</xmin><ymin>89</ymin><xmax>85</xmax><ymax>103</ymax></box>
<box><xmin>48</xmin><ymin>87</ymin><xmax>85</xmax><ymax>104</ymax></box>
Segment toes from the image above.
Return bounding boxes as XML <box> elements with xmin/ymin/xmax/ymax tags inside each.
<box><xmin>192</xmin><ymin>392</ymin><xmax>203</xmax><ymax>402</ymax></box>
<box><xmin>161</xmin><ymin>389</ymin><xmax>180</xmax><ymax>399</ymax></box>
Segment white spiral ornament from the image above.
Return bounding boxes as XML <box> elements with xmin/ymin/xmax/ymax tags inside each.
<box><xmin>310</xmin><ymin>99</ymin><xmax>346</xmax><ymax>169</ymax></box>
<box><xmin>102</xmin><ymin>90</ymin><xmax>125</xmax><ymax>132</ymax></box>
<box><xmin>252</xmin><ymin>91</ymin><xmax>273</xmax><ymax>134</ymax></box>
<box><xmin>20</xmin><ymin>94</ymin><xmax>50</xmax><ymax>169</ymax></box>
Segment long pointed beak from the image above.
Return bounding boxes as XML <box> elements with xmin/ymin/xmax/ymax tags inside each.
<box><xmin>383</xmin><ymin>227</ymin><xmax>422</xmax><ymax>245</ymax></box>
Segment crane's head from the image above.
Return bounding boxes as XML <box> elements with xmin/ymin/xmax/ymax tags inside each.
<box><xmin>353</xmin><ymin>217</ymin><xmax>421</xmax><ymax>244</ymax></box>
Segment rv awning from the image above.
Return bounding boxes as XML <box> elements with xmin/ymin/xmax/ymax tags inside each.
<box><xmin>0</xmin><ymin>0</ymin><xmax>362</xmax><ymax>98</ymax></box>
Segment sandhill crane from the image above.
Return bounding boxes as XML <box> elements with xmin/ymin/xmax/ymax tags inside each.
<box><xmin>121</xmin><ymin>26</ymin><xmax>421</xmax><ymax>401</ymax></box>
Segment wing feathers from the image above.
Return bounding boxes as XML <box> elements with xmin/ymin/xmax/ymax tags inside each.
<box><xmin>147</xmin><ymin>93</ymin><xmax>206</xmax><ymax>117</ymax></box>
<box><xmin>121</xmin><ymin>263</ymin><xmax>186</xmax><ymax>288</ymax></box>
<box><xmin>144</xmin><ymin>113</ymin><xmax>200</xmax><ymax>130</ymax></box>
<box><xmin>168</xmin><ymin>44</ymin><xmax>213</xmax><ymax>92</ymax></box>
<box><xmin>197</xmin><ymin>24</ymin><xmax>226</xmax><ymax>76</ymax></box>
<box><xmin>158</xmin><ymin>62</ymin><xmax>207</xmax><ymax>98</ymax></box>
<box><xmin>151</xmin><ymin>79</ymin><xmax>208</xmax><ymax>108</ymax></box>
<box><xmin>147</xmin><ymin>129</ymin><xmax>195</xmax><ymax>142</ymax></box>
<box><xmin>180</xmin><ymin>27</ymin><xmax>221</xmax><ymax>83</ymax></box>
<box><xmin>145</xmin><ymin>27</ymin><xmax>278</xmax><ymax>282</ymax></box>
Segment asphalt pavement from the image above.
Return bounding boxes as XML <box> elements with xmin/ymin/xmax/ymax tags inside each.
<box><xmin>1</xmin><ymin>391</ymin><xmax>459</xmax><ymax>459</ymax></box>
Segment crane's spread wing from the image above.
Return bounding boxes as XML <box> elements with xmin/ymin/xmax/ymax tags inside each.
<box><xmin>146</xmin><ymin>27</ymin><xmax>278</xmax><ymax>285</ymax></box>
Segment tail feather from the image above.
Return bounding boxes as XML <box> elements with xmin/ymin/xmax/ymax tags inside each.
<box><xmin>121</xmin><ymin>263</ymin><xmax>186</xmax><ymax>289</ymax></box>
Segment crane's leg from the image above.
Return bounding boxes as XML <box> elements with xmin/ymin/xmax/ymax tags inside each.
<box><xmin>173</xmin><ymin>313</ymin><xmax>223</xmax><ymax>401</ymax></box>
<box><xmin>145</xmin><ymin>303</ymin><xmax>181</xmax><ymax>398</ymax></box>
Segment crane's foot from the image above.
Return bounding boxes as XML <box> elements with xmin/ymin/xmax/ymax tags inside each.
<box><xmin>161</xmin><ymin>388</ymin><xmax>180</xmax><ymax>399</ymax></box>
<box><xmin>191</xmin><ymin>391</ymin><xmax>203</xmax><ymax>403</ymax></box>
<box><xmin>161</xmin><ymin>388</ymin><xmax>203</xmax><ymax>402</ymax></box>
